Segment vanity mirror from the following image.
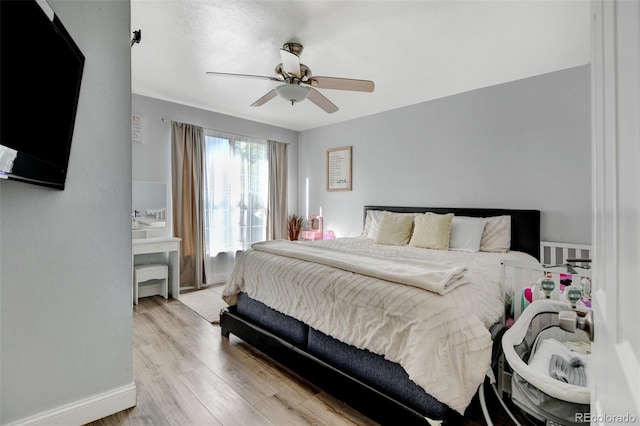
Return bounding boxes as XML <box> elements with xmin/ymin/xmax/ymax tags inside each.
<box><xmin>132</xmin><ymin>181</ymin><xmax>167</xmax><ymax>236</ymax></box>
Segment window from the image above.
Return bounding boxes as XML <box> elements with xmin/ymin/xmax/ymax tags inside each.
<box><xmin>203</xmin><ymin>130</ymin><xmax>268</xmax><ymax>255</ymax></box>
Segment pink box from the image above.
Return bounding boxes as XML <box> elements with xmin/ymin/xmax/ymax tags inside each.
<box><xmin>302</xmin><ymin>231</ymin><xmax>324</xmax><ymax>241</ymax></box>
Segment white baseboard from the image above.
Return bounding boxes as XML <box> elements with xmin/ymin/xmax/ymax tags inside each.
<box><xmin>6</xmin><ymin>382</ymin><xmax>136</xmax><ymax>426</ymax></box>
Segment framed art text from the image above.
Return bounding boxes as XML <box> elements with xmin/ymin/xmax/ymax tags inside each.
<box><xmin>326</xmin><ymin>146</ymin><xmax>352</xmax><ymax>191</ymax></box>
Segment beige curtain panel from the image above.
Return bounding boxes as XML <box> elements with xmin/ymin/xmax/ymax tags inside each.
<box><xmin>266</xmin><ymin>140</ymin><xmax>288</xmax><ymax>240</ymax></box>
<box><xmin>171</xmin><ymin>121</ymin><xmax>206</xmax><ymax>289</ymax></box>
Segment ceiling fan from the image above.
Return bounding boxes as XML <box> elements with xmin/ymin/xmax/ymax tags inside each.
<box><xmin>206</xmin><ymin>42</ymin><xmax>375</xmax><ymax>113</ymax></box>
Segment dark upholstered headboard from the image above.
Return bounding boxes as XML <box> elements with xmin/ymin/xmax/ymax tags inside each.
<box><xmin>363</xmin><ymin>206</ymin><xmax>541</xmax><ymax>259</ymax></box>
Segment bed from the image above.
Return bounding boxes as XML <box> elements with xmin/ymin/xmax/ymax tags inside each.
<box><xmin>220</xmin><ymin>206</ymin><xmax>541</xmax><ymax>425</ymax></box>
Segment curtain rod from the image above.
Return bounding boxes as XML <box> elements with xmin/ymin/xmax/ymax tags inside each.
<box><xmin>159</xmin><ymin>117</ymin><xmax>289</xmax><ymax>144</ymax></box>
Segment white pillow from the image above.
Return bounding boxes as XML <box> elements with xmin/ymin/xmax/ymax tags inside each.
<box><xmin>409</xmin><ymin>213</ymin><xmax>454</xmax><ymax>250</ymax></box>
<box><xmin>366</xmin><ymin>210</ymin><xmax>384</xmax><ymax>239</ymax></box>
<box><xmin>361</xmin><ymin>210</ymin><xmax>376</xmax><ymax>237</ymax></box>
<box><xmin>449</xmin><ymin>217</ymin><xmax>486</xmax><ymax>253</ymax></box>
<box><xmin>480</xmin><ymin>215</ymin><xmax>511</xmax><ymax>252</ymax></box>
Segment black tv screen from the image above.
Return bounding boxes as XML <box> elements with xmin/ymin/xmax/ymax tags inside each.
<box><xmin>0</xmin><ymin>0</ymin><xmax>85</xmax><ymax>190</ymax></box>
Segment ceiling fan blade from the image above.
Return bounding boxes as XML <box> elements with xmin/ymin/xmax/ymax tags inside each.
<box><xmin>307</xmin><ymin>88</ymin><xmax>338</xmax><ymax>113</ymax></box>
<box><xmin>307</xmin><ymin>76</ymin><xmax>375</xmax><ymax>92</ymax></box>
<box><xmin>280</xmin><ymin>48</ymin><xmax>301</xmax><ymax>78</ymax></box>
<box><xmin>251</xmin><ymin>89</ymin><xmax>278</xmax><ymax>107</ymax></box>
<box><xmin>206</xmin><ymin>71</ymin><xmax>281</xmax><ymax>82</ymax></box>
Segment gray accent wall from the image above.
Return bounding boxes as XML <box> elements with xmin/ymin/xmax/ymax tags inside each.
<box><xmin>298</xmin><ymin>65</ymin><xmax>591</xmax><ymax>245</ymax></box>
<box><xmin>0</xmin><ymin>1</ymin><xmax>133</xmax><ymax>423</ymax></box>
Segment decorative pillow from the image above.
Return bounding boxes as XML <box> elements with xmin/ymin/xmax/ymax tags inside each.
<box><xmin>449</xmin><ymin>217</ymin><xmax>486</xmax><ymax>253</ymax></box>
<box><xmin>480</xmin><ymin>215</ymin><xmax>511</xmax><ymax>252</ymax></box>
<box><xmin>366</xmin><ymin>210</ymin><xmax>385</xmax><ymax>240</ymax></box>
<box><xmin>375</xmin><ymin>213</ymin><xmax>415</xmax><ymax>245</ymax></box>
<box><xmin>409</xmin><ymin>213</ymin><xmax>454</xmax><ymax>250</ymax></box>
<box><xmin>361</xmin><ymin>210</ymin><xmax>377</xmax><ymax>237</ymax></box>
<box><xmin>364</xmin><ymin>211</ymin><xmax>417</xmax><ymax>240</ymax></box>
<box><xmin>362</xmin><ymin>210</ymin><xmax>389</xmax><ymax>237</ymax></box>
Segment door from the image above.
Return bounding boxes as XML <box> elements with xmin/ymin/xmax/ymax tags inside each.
<box><xmin>591</xmin><ymin>0</ymin><xmax>640</xmax><ymax>422</ymax></box>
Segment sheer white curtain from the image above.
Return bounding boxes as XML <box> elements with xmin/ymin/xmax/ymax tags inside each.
<box><xmin>203</xmin><ymin>130</ymin><xmax>268</xmax><ymax>283</ymax></box>
<box><xmin>203</xmin><ymin>134</ymin><xmax>240</xmax><ymax>254</ymax></box>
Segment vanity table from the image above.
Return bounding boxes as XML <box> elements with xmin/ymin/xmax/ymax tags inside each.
<box><xmin>132</xmin><ymin>236</ymin><xmax>181</xmax><ymax>299</ymax></box>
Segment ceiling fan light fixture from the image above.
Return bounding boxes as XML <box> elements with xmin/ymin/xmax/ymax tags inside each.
<box><xmin>206</xmin><ymin>41</ymin><xmax>374</xmax><ymax>113</ymax></box>
<box><xmin>275</xmin><ymin>84</ymin><xmax>310</xmax><ymax>105</ymax></box>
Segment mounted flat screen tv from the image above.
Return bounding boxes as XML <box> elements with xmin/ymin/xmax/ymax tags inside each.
<box><xmin>0</xmin><ymin>0</ymin><xmax>85</xmax><ymax>190</ymax></box>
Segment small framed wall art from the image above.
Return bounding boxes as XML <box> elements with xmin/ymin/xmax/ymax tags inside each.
<box><xmin>131</xmin><ymin>114</ymin><xmax>143</xmax><ymax>142</ymax></box>
<box><xmin>326</xmin><ymin>146</ymin><xmax>352</xmax><ymax>191</ymax></box>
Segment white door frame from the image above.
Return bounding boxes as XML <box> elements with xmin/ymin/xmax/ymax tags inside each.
<box><xmin>591</xmin><ymin>0</ymin><xmax>640</xmax><ymax>422</ymax></box>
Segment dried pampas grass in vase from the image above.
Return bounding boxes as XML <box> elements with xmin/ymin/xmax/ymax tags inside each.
<box><xmin>288</xmin><ymin>214</ymin><xmax>303</xmax><ymax>241</ymax></box>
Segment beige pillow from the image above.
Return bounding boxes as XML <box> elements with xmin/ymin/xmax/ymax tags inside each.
<box><xmin>480</xmin><ymin>215</ymin><xmax>511</xmax><ymax>252</ymax></box>
<box><xmin>409</xmin><ymin>213</ymin><xmax>454</xmax><ymax>250</ymax></box>
<box><xmin>375</xmin><ymin>213</ymin><xmax>415</xmax><ymax>245</ymax></box>
<box><xmin>366</xmin><ymin>211</ymin><xmax>417</xmax><ymax>240</ymax></box>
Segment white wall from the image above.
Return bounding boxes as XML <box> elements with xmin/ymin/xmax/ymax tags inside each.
<box><xmin>298</xmin><ymin>65</ymin><xmax>591</xmax><ymax>245</ymax></box>
<box><xmin>0</xmin><ymin>1</ymin><xmax>134</xmax><ymax>424</ymax></box>
<box><xmin>131</xmin><ymin>94</ymin><xmax>299</xmax><ymax>234</ymax></box>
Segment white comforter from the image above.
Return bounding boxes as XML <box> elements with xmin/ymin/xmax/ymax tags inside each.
<box><xmin>252</xmin><ymin>240</ymin><xmax>469</xmax><ymax>294</ymax></box>
<box><xmin>222</xmin><ymin>237</ymin><xmax>540</xmax><ymax>414</ymax></box>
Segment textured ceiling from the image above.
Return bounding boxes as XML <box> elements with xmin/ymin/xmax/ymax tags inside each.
<box><xmin>131</xmin><ymin>0</ymin><xmax>591</xmax><ymax>132</ymax></box>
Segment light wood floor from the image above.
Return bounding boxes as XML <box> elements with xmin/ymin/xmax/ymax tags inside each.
<box><xmin>89</xmin><ymin>293</ymin><xmax>525</xmax><ymax>426</ymax></box>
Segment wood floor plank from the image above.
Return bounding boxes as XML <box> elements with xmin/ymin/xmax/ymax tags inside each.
<box><xmin>311</xmin><ymin>392</ymin><xmax>379</xmax><ymax>426</ymax></box>
<box><xmin>191</xmin><ymin>346</ymin><xmax>280</xmax><ymax>406</ymax></box>
<box><xmin>253</xmin><ymin>394</ymin><xmax>315</xmax><ymax>426</ymax></box>
<box><xmin>90</xmin><ymin>295</ymin><xmax>525</xmax><ymax>426</ymax></box>
<box><xmin>178</xmin><ymin>365</ymin><xmax>273</xmax><ymax>425</ymax></box>
<box><xmin>225</xmin><ymin>338</ymin><xmax>328</xmax><ymax>405</ymax></box>
<box><xmin>214</xmin><ymin>352</ymin><xmax>281</xmax><ymax>402</ymax></box>
<box><xmin>297</xmin><ymin>394</ymin><xmax>372</xmax><ymax>426</ymax></box>
<box><xmin>139</xmin><ymin>375</ymin><xmax>222</xmax><ymax>426</ymax></box>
